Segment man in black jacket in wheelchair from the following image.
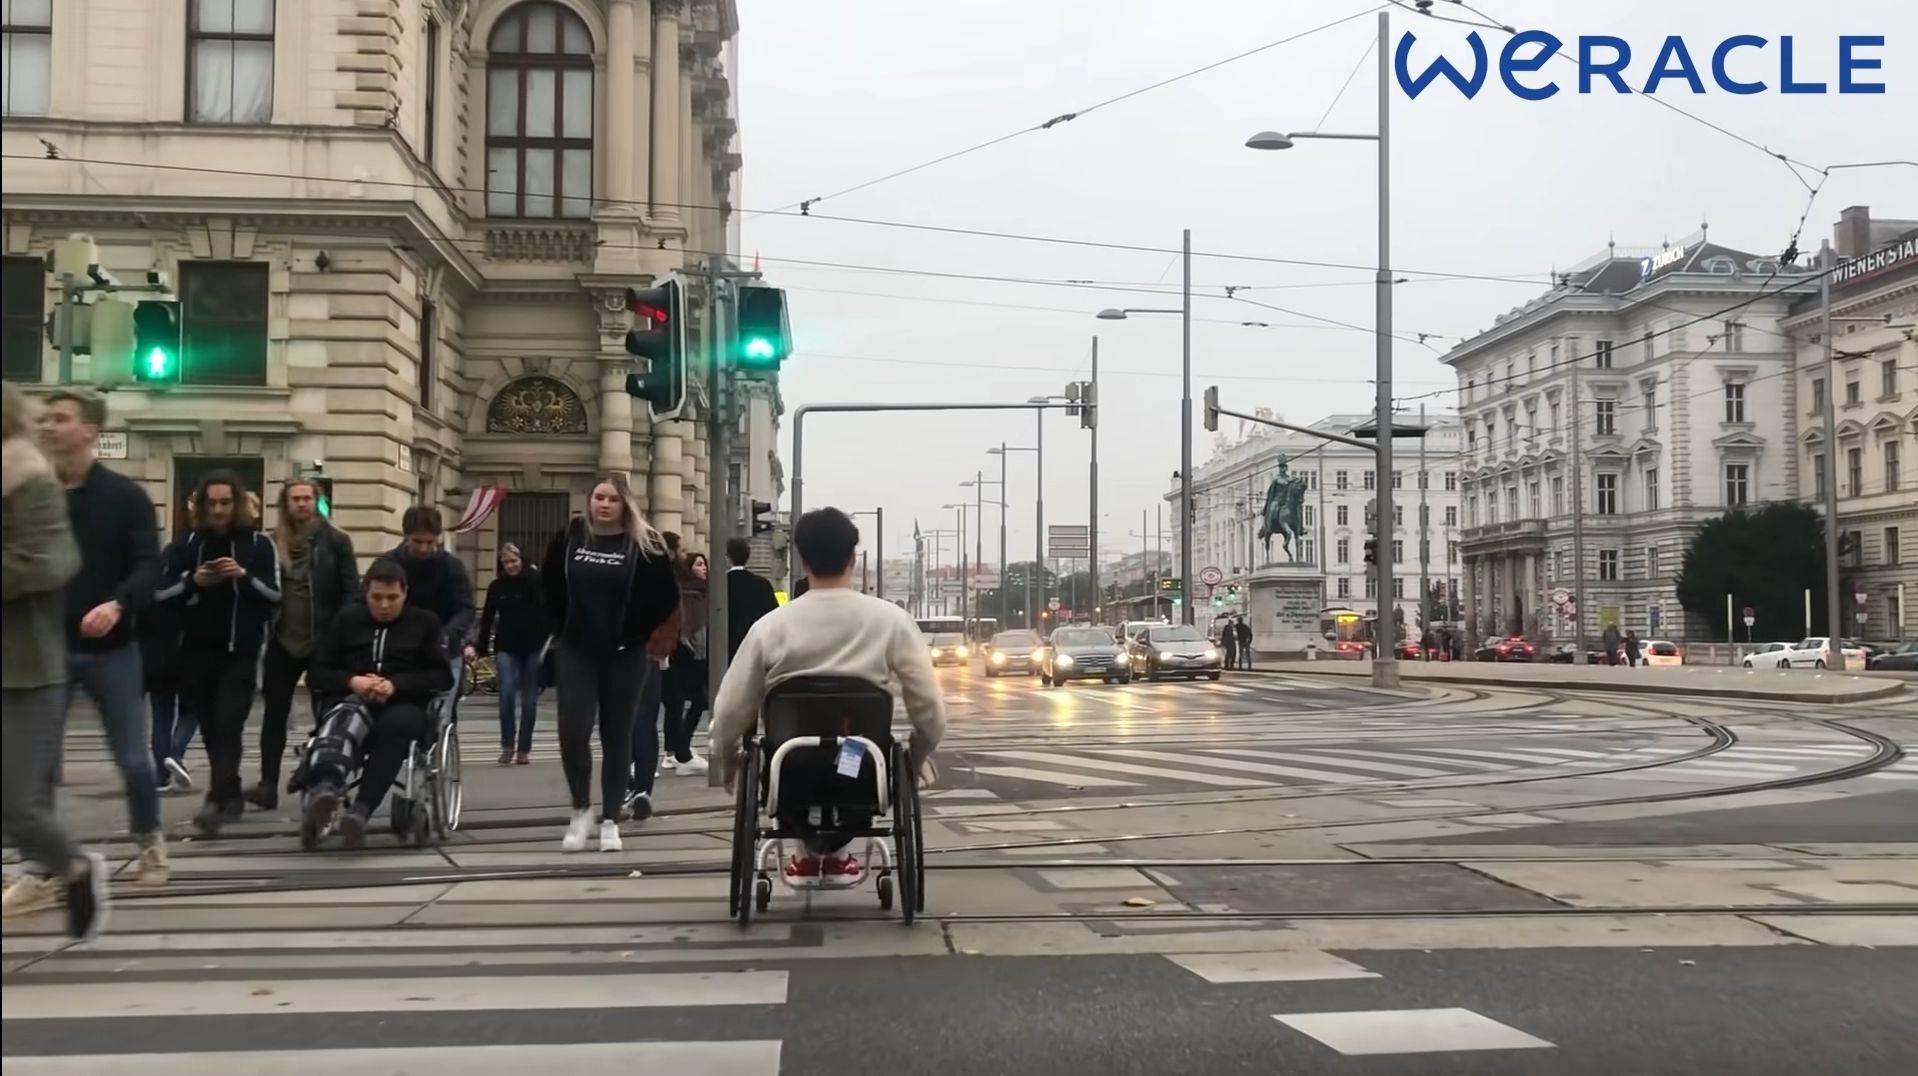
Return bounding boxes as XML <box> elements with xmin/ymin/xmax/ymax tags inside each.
<box><xmin>302</xmin><ymin>558</ymin><xmax>453</xmax><ymax>848</ymax></box>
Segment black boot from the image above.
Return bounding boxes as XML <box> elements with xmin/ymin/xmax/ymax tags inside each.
<box><xmin>243</xmin><ymin>782</ymin><xmax>279</xmax><ymax>811</ymax></box>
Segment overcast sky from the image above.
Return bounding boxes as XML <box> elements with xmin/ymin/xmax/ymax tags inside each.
<box><xmin>734</xmin><ymin>0</ymin><xmax>1914</xmax><ymax>572</ymax></box>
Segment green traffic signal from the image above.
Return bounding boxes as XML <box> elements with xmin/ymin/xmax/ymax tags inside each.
<box><xmin>131</xmin><ymin>300</ymin><xmax>181</xmax><ymax>385</ymax></box>
<box><xmin>735</xmin><ymin>285</ymin><xmax>790</xmax><ymax>372</ymax></box>
<box><xmin>743</xmin><ymin>335</ymin><xmax>777</xmax><ymax>363</ymax></box>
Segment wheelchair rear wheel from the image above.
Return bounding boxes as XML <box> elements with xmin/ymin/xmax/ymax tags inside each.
<box><xmin>434</xmin><ymin>722</ymin><xmax>463</xmax><ymax>839</ymax></box>
<box><xmin>892</xmin><ymin>745</ymin><xmax>920</xmax><ymax>924</ymax></box>
<box><xmin>729</xmin><ymin>743</ymin><xmax>760</xmax><ymax>924</ymax></box>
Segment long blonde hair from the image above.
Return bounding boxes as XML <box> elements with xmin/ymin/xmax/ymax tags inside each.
<box><xmin>1</xmin><ymin>382</ymin><xmax>35</xmax><ymax>442</ymax></box>
<box><xmin>589</xmin><ymin>472</ymin><xmax>665</xmax><ymax>555</ymax></box>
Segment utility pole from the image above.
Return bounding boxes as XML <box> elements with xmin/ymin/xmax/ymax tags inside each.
<box><xmin>1368</xmin><ymin>8</ymin><xmax>1398</xmax><ymax>688</ymax></box>
<box><xmin>998</xmin><ymin>444</ymin><xmax>1009</xmax><ymax>629</ymax></box>
<box><xmin>703</xmin><ymin>257</ymin><xmax>733</xmax><ymax>707</ymax></box>
<box><xmin>1179</xmin><ymin>229</ymin><xmax>1195</xmax><ymax>625</ymax></box>
<box><xmin>1569</xmin><ymin>321</ymin><xmax>1588</xmax><ymax>663</ymax></box>
<box><xmin>1035</xmin><ymin>408</ymin><xmax>1045</xmax><ymax>630</ymax></box>
<box><xmin>1419</xmin><ymin>402</ymin><xmax>1430</xmax><ymax>659</ymax></box>
<box><xmin>1819</xmin><ymin>239</ymin><xmax>1845</xmax><ymax>669</ymax></box>
<box><xmin>1089</xmin><ymin>336</ymin><xmax>1101</xmax><ymax>622</ymax></box>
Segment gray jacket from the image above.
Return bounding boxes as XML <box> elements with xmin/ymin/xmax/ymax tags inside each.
<box><xmin>2</xmin><ymin>438</ymin><xmax>80</xmax><ymax>689</ymax></box>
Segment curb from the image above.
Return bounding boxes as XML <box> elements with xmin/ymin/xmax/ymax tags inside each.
<box><xmin>1245</xmin><ymin>662</ymin><xmax>1909</xmax><ymax>705</ymax></box>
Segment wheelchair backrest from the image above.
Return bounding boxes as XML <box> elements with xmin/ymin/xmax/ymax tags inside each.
<box><xmin>761</xmin><ymin>675</ymin><xmax>894</xmax><ymax>747</ymax></box>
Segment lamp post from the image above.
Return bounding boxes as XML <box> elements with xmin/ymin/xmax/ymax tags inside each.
<box><xmin>963</xmin><ymin>474</ymin><xmax>1007</xmax><ymax>628</ymax></box>
<box><xmin>848</xmin><ymin>509</ymin><xmax>885</xmax><ymax>600</ymax></box>
<box><xmin>1245</xmin><ymin>7</ymin><xmax>1396</xmax><ymax>687</ymax></box>
<box><xmin>942</xmin><ymin>502</ymin><xmax>972</xmax><ymax>630</ymax></box>
<box><xmin>1096</xmin><ymin>231</ymin><xmax>1194</xmax><ymax>624</ymax></box>
<box><xmin>989</xmin><ymin>443</ymin><xmax>1040</xmax><ymax>628</ymax></box>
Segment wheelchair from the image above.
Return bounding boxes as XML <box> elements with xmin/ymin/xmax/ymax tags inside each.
<box><xmin>294</xmin><ymin>688</ymin><xmax>463</xmax><ymax>850</ymax></box>
<box><xmin>727</xmin><ymin>676</ymin><xmax>926</xmax><ymax>925</ymax></box>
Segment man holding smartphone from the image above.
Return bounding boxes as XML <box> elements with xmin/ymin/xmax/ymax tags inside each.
<box><xmin>155</xmin><ymin>471</ymin><xmax>281</xmax><ymax>836</ymax></box>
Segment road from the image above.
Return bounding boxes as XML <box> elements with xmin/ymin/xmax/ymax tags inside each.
<box><xmin>5</xmin><ymin>663</ymin><xmax>1914</xmax><ymax>1073</ymax></box>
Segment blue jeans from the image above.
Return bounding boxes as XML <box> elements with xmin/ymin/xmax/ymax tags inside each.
<box><xmin>494</xmin><ymin>650</ymin><xmax>542</xmax><ymax>753</ymax></box>
<box><xmin>66</xmin><ymin>645</ymin><xmax>162</xmax><ymax>835</ymax></box>
<box><xmin>150</xmin><ymin>691</ymin><xmax>199</xmax><ymax>774</ymax></box>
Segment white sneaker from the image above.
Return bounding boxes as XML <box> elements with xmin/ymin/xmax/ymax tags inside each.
<box><xmin>658</xmin><ymin>757</ymin><xmax>678</xmax><ymax>775</ymax></box>
<box><xmin>134</xmin><ymin>833</ymin><xmax>170</xmax><ymax>887</ymax></box>
<box><xmin>676</xmin><ymin>754</ymin><xmax>709</xmax><ymax>776</ymax></box>
<box><xmin>164</xmin><ymin>758</ymin><xmax>194</xmax><ymax>791</ymax></box>
<box><xmin>560</xmin><ymin>809</ymin><xmax>594</xmax><ymax>852</ymax></box>
<box><xmin>598</xmin><ymin>819</ymin><xmax>623</xmax><ymax>852</ymax></box>
<box><xmin>2</xmin><ymin>874</ymin><xmax>63</xmax><ymax>918</ymax></box>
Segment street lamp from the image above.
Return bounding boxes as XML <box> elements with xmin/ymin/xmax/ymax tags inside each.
<box><xmin>989</xmin><ymin>443</ymin><xmax>1041</xmax><ymax>628</ymax></box>
<box><xmin>963</xmin><ymin>474</ymin><xmax>1007</xmax><ymax>629</ymax></box>
<box><xmin>1245</xmin><ymin>7</ymin><xmax>1396</xmax><ymax>687</ymax></box>
<box><xmin>1095</xmin><ymin>227</ymin><xmax>1195</xmax><ymax>627</ymax></box>
<box><xmin>942</xmin><ymin>502</ymin><xmax>972</xmax><ymax>629</ymax></box>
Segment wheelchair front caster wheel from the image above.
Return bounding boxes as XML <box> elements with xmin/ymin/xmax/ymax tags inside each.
<box><xmin>877</xmin><ymin>873</ymin><xmax>894</xmax><ymax>910</ymax></box>
<box><xmin>754</xmin><ymin>877</ymin><xmax>771</xmax><ymax>912</ymax></box>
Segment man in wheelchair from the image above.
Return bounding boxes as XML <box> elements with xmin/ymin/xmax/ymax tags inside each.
<box><xmin>300</xmin><ymin>558</ymin><xmax>453</xmax><ymax>848</ymax></box>
<box><xmin>710</xmin><ymin>508</ymin><xmax>946</xmax><ymax>884</ymax></box>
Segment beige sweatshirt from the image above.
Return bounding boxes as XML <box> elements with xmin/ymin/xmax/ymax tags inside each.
<box><xmin>708</xmin><ymin>586</ymin><xmax>946</xmax><ymax>778</ymax></box>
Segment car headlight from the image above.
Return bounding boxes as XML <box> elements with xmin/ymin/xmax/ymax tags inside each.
<box><xmin>1204</xmin><ymin>648</ymin><xmax>1219</xmax><ymax>661</ymax></box>
<box><xmin>1056</xmin><ymin>654</ymin><xmax>1075</xmax><ymax>666</ymax></box>
<box><xmin>956</xmin><ymin>645</ymin><xmax>969</xmax><ymax>658</ymax></box>
<box><xmin>991</xmin><ymin>651</ymin><xmax>1007</xmax><ymax>665</ymax></box>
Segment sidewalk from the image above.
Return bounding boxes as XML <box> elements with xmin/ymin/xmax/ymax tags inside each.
<box><xmin>1274</xmin><ymin>657</ymin><xmax>1908</xmax><ymax>704</ymax></box>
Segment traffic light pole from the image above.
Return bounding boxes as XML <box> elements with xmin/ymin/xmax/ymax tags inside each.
<box><xmin>704</xmin><ymin>257</ymin><xmax>732</xmax><ymax>710</ymax></box>
<box><xmin>1089</xmin><ymin>337</ymin><xmax>1100</xmax><ymax>622</ymax></box>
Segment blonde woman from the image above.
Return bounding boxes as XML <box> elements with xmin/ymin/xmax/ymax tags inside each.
<box><xmin>541</xmin><ymin>474</ymin><xmax>679</xmax><ymax>851</ymax></box>
<box><xmin>2</xmin><ymin>383</ymin><xmax>108</xmax><ymax>939</ymax></box>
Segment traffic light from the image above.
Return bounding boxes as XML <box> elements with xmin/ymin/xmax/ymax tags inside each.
<box><xmin>130</xmin><ymin>300</ymin><xmax>181</xmax><ymax>384</ymax></box>
<box><xmin>623</xmin><ymin>278</ymin><xmax>686</xmax><ymax>419</ymax></box>
<box><xmin>751</xmin><ymin>500</ymin><xmax>776</xmax><ymax>535</ymax></box>
<box><xmin>1363</xmin><ymin>536</ymin><xmax>1379</xmax><ymax>566</ymax></box>
<box><xmin>735</xmin><ymin>284</ymin><xmax>790</xmax><ymax>375</ymax></box>
<box><xmin>1078</xmin><ymin>381</ymin><xmax>1096</xmax><ymax>430</ymax></box>
<box><xmin>1203</xmin><ymin>385</ymin><xmax>1220</xmax><ymax>432</ymax></box>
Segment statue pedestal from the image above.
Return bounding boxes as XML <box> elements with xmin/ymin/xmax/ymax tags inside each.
<box><xmin>1247</xmin><ymin>563</ymin><xmax>1325</xmax><ymax>657</ymax></box>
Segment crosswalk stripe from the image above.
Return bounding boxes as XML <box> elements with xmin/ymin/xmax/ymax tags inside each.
<box><xmin>969</xmin><ymin>765</ymin><xmax>1143</xmax><ymax>789</ymax></box>
<box><xmin>3</xmin><ymin>1042</ymin><xmax>785</xmax><ymax>1075</ymax></box>
<box><xmin>983</xmin><ymin>750</ymin><xmax>1267</xmax><ymax>787</ymax></box>
<box><xmin>1413</xmin><ymin>746</ymin><xmax>1606</xmax><ymax>765</ymax></box>
<box><xmin>1208</xmin><ymin>748</ymin><xmax>1456</xmax><ymax>779</ymax></box>
<box><xmin>0</xmin><ymin>971</ymin><xmax>788</xmax><ymax>1020</ymax></box>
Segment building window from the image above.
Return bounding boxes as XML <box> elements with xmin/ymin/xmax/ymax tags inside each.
<box><xmin>1301</xmin><ymin>537</ymin><xmax>1315</xmax><ymax>563</ymax></box>
<box><xmin>1724</xmin><ymin>321</ymin><xmax>1745</xmax><ymax>352</ymax></box>
<box><xmin>1336</xmin><ymin>577</ymin><xmax>1350</xmax><ymax>599</ymax></box>
<box><xmin>1392</xmin><ymin>470</ymin><xmax>1402</xmax><ymax>489</ymax></box>
<box><xmin>1595</xmin><ymin>399</ymin><xmax>1616</xmax><ymax>436</ymax></box>
<box><xmin>188</xmin><ymin>0</ymin><xmax>275</xmax><ymax>124</ymax></box>
<box><xmin>1363</xmin><ymin>470</ymin><xmax>1375</xmax><ymax>491</ymax></box>
<box><xmin>1336</xmin><ymin>537</ymin><xmax>1349</xmax><ymax>563</ymax></box>
<box><xmin>1335</xmin><ymin>470</ymin><xmax>1349</xmax><ymax>491</ymax></box>
<box><xmin>1444</xmin><ymin>506</ymin><xmax>1457</xmax><ymax>526</ymax></box>
<box><xmin>1448</xmin><ymin>540</ymin><xmax>1458</xmax><ymax>563</ymax></box>
<box><xmin>1595</xmin><ymin>339</ymin><xmax>1613</xmax><ymax>369</ymax></box>
<box><xmin>1887</xmin><ymin>440</ymin><xmax>1902</xmax><ymax>491</ymax></box>
<box><xmin>1846</xmin><ymin>447</ymin><xmax>1862</xmax><ymax>496</ymax></box>
<box><xmin>1598</xmin><ymin>549</ymin><xmax>1619</xmax><ymax>581</ymax></box>
<box><xmin>2</xmin><ymin>255</ymin><xmax>44</xmax><ymax>381</ymax></box>
<box><xmin>1527</xmin><ymin>481</ymin><xmax>1540</xmax><ymax>517</ymax></box>
<box><xmin>1812</xmin><ymin>452</ymin><xmax>1826</xmax><ymax>497</ymax></box>
<box><xmin>1467</xmin><ymin>425</ymin><xmax>1477</xmax><ymax>449</ymax></box>
<box><xmin>1725</xmin><ymin>463</ymin><xmax>1750</xmax><ymax>507</ymax></box>
<box><xmin>1884</xmin><ymin>359</ymin><xmax>1900</xmax><ymax>399</ymax></box>
<box><xmin>179</xmin><ymin>261</ymin><xmax>269</xmax><ymax>386</ymax></box>
<box><xmin>1303</xmin><ymin>504</ymin><xmax>1315</xmax><ymax>527</ymax></box>
<box><xmin>1551</xmin><ymin>476</ymin><xmax>1564</xmax><ymax>515</ymax></box>
<box><xmin>1444</xmin><ymin>470</ymin><xmax>1457</xmax><ymax>491</ymax></box>
<box><xmin>1646</xmin><ymin>545</ymin><xmax>1660</xmax><ymax>579</ymax></box>
<box><xmin>1307</xmin><ymin>470</ymin><xmax>1318</xmax><ymax>490</ymax></box>
<box><xmin>2</xmin><ymin>0</ymin><xmax>52</xmax><ymax>116</ymax></box>
<box><xmin>1394</xmin><ymin>504</ymin><xmax>1404</xmax><ymax>528</ymax></box>
<box><xmin>423</xmin><ymin>16</ymin><xmax>440</xmax><ymax>166</ymax></box>
<box><xmin>417</xmin><ymin>296</ymin><xmax>437</xmax><ymax>410</ymax></box>
<box><xmin>1392</xmin><ymin>539</ymin><xmax>1403</xmax><ymax>561</ymax></box>
<box><xmin>1886</xmin><ymin>526</ymin><xmax>1902</xmax><ymax>566</ymax></box>
<box><xmin>1364</xmin><ymin>574</ymin><xmax>1377</xmax><ymax>599</ymax></box>
<box><xmin>486</xmin><ymin>2</ymin><xmax>595</xmax><ymax>219</ymax></box>
<box><xmin>1845</xmin><ymin>379</ymin><xmax>1860</xmax><ymax>406</ymax></box>
<box><xmin>1596</xmin><ymin>473</ymin><xmax>1617</xmax><ymax>515</ymax></box>
<box><xmin>1642</xmin><ymin>383</ymin><xmax>1657</xmax><ymax>431</ymax></box>
<box><xmin>1504</xmin><ymin>488</ymin><xmax>1517</xmax><ymax>521</ymax></box>
<box><xmin>1724</xmin><ymin>382</ymin><xmax>1746</xmax><ymax>423</ymax></box>
<box><xmin>1811</xmin><ymin>378</ymin><xmax>1825</xmax><ymax>411</ymax></box>
<box><xmin>1335</xmin><ymin>504</ymin><xmax>1348</xmax><ymax>526</ymax></box>
<box><xmin>1644</xmin><ymin>467</ymin><xmax>1659</xmax><ymax>511</ymax></box>
<box><xmin>1418</xmin><ymin>469</ymin><xmax>1429</xmax><ymax>490</ymax></box>
<box><xmin>1393</xmin><ymin>577</ymin><xmax>1405</xmax><ymax>599</ymax></box>
<box><xmin>1548</xmin><ymin>399</ymin><xmax>1561</xmax><ymax>435</ymax></box>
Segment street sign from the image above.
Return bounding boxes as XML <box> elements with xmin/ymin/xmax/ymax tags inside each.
<box><xmin>1047</xmin><ymin>524</ymin><xmax>1089</xmax><ymax>559</ymax></box>
<box><xmin>1853</xmin><ymin>591</ymin><xmax>1868</xmax><ymax>605</ymax></box>
<box><xmin>1742</xmin><ymin>605</ymin><xmax>1755</xmax><ymax>619</ymax></box>
<box><xmin>1047</xmin><ymin>597</ymin><xmax>1061</xmax><ymax>612</ymax></box>
<box><xmin>1743</xmin><ymin>615</ymin><xmax>1755</xmax><ymax>628</ymax></box>
<box><xmin>95</xmin><ymin>431</ymin><xmax>127</xmax><ymax>460</ymax></box>
<box><xmin>1550</xmin><ymin>587</ymin><xmax>1571</xmax><ymax>609</ymax></box>
<box><xmin>1199</xmin><ymin>565</ymin><xmax>1223</xmax><ymax>588</ymax></box>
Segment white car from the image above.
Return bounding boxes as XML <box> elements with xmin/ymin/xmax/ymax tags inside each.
<box><xmin>1639</xmin><ymin>639</ymin><xmax>1683</xmax><ymax>667</ymax></box>
<box><xmin>1741</xmin><ymin>642</ymin><xmax>1795</xmax><ymax>669</ymax></box>
<box><xmin>1774</xmin><ymin>637</ymin><xmax>1869</xmax><ymax>670</ymax></box>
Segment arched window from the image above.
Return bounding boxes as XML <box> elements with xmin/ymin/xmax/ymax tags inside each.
<box><xmin>486</xmin><ymin>4</ymin><xmax>593</xmax><ymax>218</ymax></box>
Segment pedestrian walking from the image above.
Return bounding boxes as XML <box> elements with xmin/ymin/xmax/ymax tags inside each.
<box><xmin>467</xmin><ymin>542</ymin><xmax>549</xmax><ymax>765</ymax></box>
<box><xmin>1624</xmin><ymin>630</ymin><xmax>1642</xmax><ymax>669</ymax></box>
<box><xmin>141</xmin><ymin>594</ymin><xmax>197</xmax><ymax>792</ymax></box>
<box><xmin>36</xmin><ymin>389</ymin><xmax>168</xmax><ymax>883</ymax></box>
<box><xmin>1220</xmin><ymin>617</ymin><xmax>1240</xmax><ymax>670</ymax></box>
<box><xmin>1235</xmin><ymin>617</ymin><xmax>1255</xmax><ymax>671</ymax></box>
<box><xmin>541</xmin><ymin>474</ymin><xmax>679</xmax><ymax>850</ymax></box>
<box><xmin>388</xmin><ymin>506</ymin><xmax>475</xmax><ymax>688</ymax></box>
<box><xmin>1601</xmin><ymin>623</ymin><xmax>1622</xmax><ymax>667</ymax></box>
<box><xmin>660</xmin><ymin>551</ymin><xmax>711</xmax><ymax>776</ymax></box>
<box><xmin>249</xmin><ymin>478</ymin><xmax>359</xmax><ymax>810</ymax></box>
<box><xmin>156</xmin><ymin>470</ymin><xmax>281</xmax><ymax>836</ymax></box>
<box><xmin>725</xmin><ymin>537</ymin><xmax>778</xmax><ymax>658</ymax></box>
<box><xmin>3</xmin><ymin>383</ymin><xmax>110</xmax><ymax>938</ymax></box>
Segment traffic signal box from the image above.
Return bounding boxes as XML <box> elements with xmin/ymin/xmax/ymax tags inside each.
<box><xmin>131</xmin><ymin>300</ymin><xmax>181</xmax><ymax>384</ymax></box>
<box><xmin>623</xmin><ymin>279</ymin><xmax>686</xmax><ymax>419</ymax></box>
<box><xmin>735</xmin><ymin>285</ymin><xmax>791</xmax><ymax>376</ymax></box>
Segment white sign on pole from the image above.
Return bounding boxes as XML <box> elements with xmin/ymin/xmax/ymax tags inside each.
<box><xmin>1199</xmin><ymin>566</ymin><xmax>1224</xmax><ymax>587</ymax></box>
<box><xmin>1047</xmin><ymin>525</ymin><xmax>1089</xmax><ymax>559</ymax></box>
<box><xmin>1742</xmin><ymin>616</ymin><xmax>1755</xmax><ymax>629</ymax></box>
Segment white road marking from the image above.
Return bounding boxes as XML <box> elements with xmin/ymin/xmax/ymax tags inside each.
<box><xmin>1167</xmin><ymin>950</ymin><xmax>1379</xmax><ymax>983</ymax></box>
<box><xmin>1273</xmin><ymin>1007</ymin><xmax>1556</xmax><ymax>1055</ymax></box>
<box><xmin>2</xmin><ymin>1042</ymin><xmax>785</xmax><ymax>1075</ymax></box>
<box><xmin>969</xmin><ymin>765</ymin><xmax>1143</xmax><ymax>789</ymax></box>
<box><xmin>983</xmin><ymin>750</ymin><xmax>1267</xmax><ymax>787</ymax></box>
<box><xmin>1209</xmin><ymin>747</ymin><xmax>1456</xmax><ymax>779</ymax></box>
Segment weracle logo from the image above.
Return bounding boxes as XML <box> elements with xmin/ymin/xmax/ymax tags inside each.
<box><xmin>1395</xmin><ymin>31</ymin><xmax>1887</xmax><ymax>99</ymax></box>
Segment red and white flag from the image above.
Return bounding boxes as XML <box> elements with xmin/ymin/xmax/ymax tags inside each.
<box><xmin>449</xmin><ymin>485</ymin><xmax>506</xmax><ymax>534</ymax></box>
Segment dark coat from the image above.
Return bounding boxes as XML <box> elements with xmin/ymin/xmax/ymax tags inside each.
<box><xmin>726</xmin><ymin>566</ymin><xmax>779</xmax><ymax>658</ymax></box>
<box><xmin>279</xmin><ymin>521</ymin><xmax>360</xmax><ymax>641</ymax></box>
<box><xmin>475</xmin><ymin>566</ymin><xmax>550</xmax><ymax>657</ymax></box>
<box><xmin>309</xmin><ymin>604</ymin><xmax>453</xmax><ymax>710</ymax></box>
<box><xmin>155</xmin><ymin>528</ymin><xmax>282</xmax><ymax>656</ymax></box>
<box><xmin>386</xmin><ymin>543</ymin><xmax>474</xmax><ymax>644</ymax></box>
<box><xmin>541</xmin><ymin>519</ymin><xmax>679</xmax><ymax>654</ymax></box>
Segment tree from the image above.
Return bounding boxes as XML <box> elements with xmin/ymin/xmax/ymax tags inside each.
<box><xmin>1675</xmin><ymin>504</ymin><xmax>1826</xmax><ymax>641</ymax></box>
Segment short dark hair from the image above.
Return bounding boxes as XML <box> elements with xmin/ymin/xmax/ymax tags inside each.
<box><xmin>725</xmin><ymin>537</ymin><xmax>753</xmax><ymax>567</ymax></box>
<box><xmin>793</xmin><ymin>508</ymin><xmax>859</xmax><ymax>577</ymax></box>
<box><xmin>363</xmin><ymin>557</ymin><xmax>408</xmax><ymax>590</ymax></box>
<box><xmin>45</xmin><ymin>388</ymin><xmax>107</xmax><ymax>428</ymax></box>
<box><xmin>401</xmin><ymin>505</ymin><xmax>442</xmax><ymax>536</ymax></box>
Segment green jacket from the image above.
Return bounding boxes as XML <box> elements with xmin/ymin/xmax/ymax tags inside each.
<box><xmin>2</xmin><ymin>438</ymin><xmax>80</xmax><ymax>689</ymax></box>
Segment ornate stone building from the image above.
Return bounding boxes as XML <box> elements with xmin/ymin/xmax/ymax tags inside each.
<box><xmin>1</xmin><ymin>0</ymin><xmax>760</xmax><ymax>584</ymax></box>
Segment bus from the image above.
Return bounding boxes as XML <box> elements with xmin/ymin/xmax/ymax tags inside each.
<box><xmin>1320</xmin><ymin>606</ymin><xmax>1371</xmax><ymax>658</ymax></box>
<box><xmin>914</xmin><ymin>616</ymin><xmax>998</xmax><ymax>642</ymax></box>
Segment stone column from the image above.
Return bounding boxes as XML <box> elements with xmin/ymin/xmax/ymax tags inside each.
<box><xmin>593</xmin><ymin>292</ymin><xmax>636</xmax><ymax>478</ymax></box>
<box><xmin>650</xmin><ymin>418</ymin><xmax>685</xmax><ymax>535</ymax></box>
<box><xmin>648</xmin><ymin>0</ymin><xmax>683</xmax><ymax>229</ymax></box>
<box><xmin>604</xmin><ymin>1</ymin><xmax>642</xmax><ymax>204</ymax></box>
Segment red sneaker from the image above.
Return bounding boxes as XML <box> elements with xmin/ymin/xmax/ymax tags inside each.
<box><xmin>783</xmin><ymin>854</ymin><xmax>821</xmax><ymax>882</ymax></box>
<box><xmin>823</xmin><ymin>853</ymin><xmax>864</xmax><ymax>882</ymax></box>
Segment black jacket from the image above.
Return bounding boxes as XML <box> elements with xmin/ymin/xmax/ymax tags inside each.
<box><xmin>542</xmin><ymin>519</ymin><xmax>678</xmax><ymax>654</ymax></box>
<box><xmin>726</xmin><ymin>566</ymin><xmax>779</xmax><ymax>658</ymax></box>
<box><xmin>475</xmin><ymin>567</ymin><xmax>550</xmax><ymax>657</ymax></box>
<box><xmin>386</xmin><ymin>543</ymin><xmax>474</xmax><ymax>644</ymax></box>
<box><xmin>309</xmin><ymin>604</ymin><xmax>452</xmax><ymax>710</ymax></box>
<box><xmin>64</xmin><ymin>462</ymin><xmax>161</xmax><ymax>652</ymax></box>
<box><xmin>155</xmin><ymin>528</ymin><xmax>282</xmax><ymax>655</ymax></box>
<box><xmin>279</xmin><ymin>521</ymin><xmax>360</xmax><ymax>642</ymax></box>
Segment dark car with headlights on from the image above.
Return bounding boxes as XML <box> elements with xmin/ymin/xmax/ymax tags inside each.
<box><xmin>1869</xmin><ymin>641</ymin><xmax>1918</xmax><ymax>671</ymax></box>
<box><xmin>1129</xmin><ymin>624</ymin><xmax>1223</xmax><ymax>681</ymax></box>
<box><xmin>1474</xmin><ymin>634</ymin><xmax>1539</xmax><ymax>662</ymax></box>
<box><xmin>926</xmin><ymin>632</ymin><xmax>971</xmax><ymax>668</ymax></box>
<box><xmin>981</xmin><ymin>630</ymin><xmax>1042</xmax><ymax>677</ymax></box>
<box><xmin>1040</xmin><ymin>627</ymin><xmax>1128</xmax><ymax>686</ymax></box>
